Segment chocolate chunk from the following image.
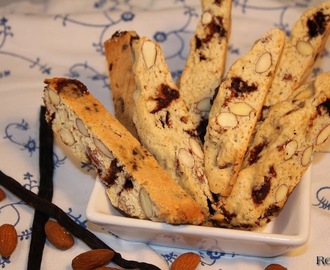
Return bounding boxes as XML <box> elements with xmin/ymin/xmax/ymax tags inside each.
<box><xmin>53</xmin><ymin>78</ymin><xmax>89</xmax><ymax>96</ymax></box>
<box><xmin>317</xmin><ymin>98</ymin><xmax>330</xmax><ymax>116</ymax></box>
<box><xmin>150</xmin><ymin>84</ymin><xmax>180</xmax><ymax>113</ymax></box>
<box><xmin>248</xmin><ymin>141</ymin><xmax>267</xmax><ymax>165</ymax></box>
<box><xmin>252</xmin><ymin>176</ymin><xmax>271</xmax><ymax>204</ymax></box>
<box><xmin>307</xmin><ymin>11</ymin><xmax>327</xmax><ymax>38</ymax></box>
<box><xmin>230</xmin><ymin>77</ymin><xmax>258</xmax><ymax>95</ymax></box>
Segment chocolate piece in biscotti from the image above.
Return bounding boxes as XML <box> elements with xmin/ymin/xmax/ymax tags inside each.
<box><xmin>104</xmin><ymin>31</ymin><xmax>140</xmax><ymax>138</ymax></box>
<box><xmin>204</xmin><ymin>28</ymin><xmax>286</xmax><ymax>197</ymax></box>
<box><xmin>263</xmin><ymin>1</ymin><xmax>330</xmax><ymax>112</ymax></box>
<box><xmin>178</xmin><ymin>0</ymin><xmax>232</xmax><ymax>134</ymax></box>
<box><xmin>211</xmin><ymin>72</ymin><xmax>330</xmax><ymax>229</ymax></box>
<box><xmin>131</xmin><ymin>37</ymin><xmax>213</xmax><ymax>218</ymax></box>
<box><xmin>43</xmin><ymin>77</ymin><xmax>204</xmax><ymax>225</ymax></box>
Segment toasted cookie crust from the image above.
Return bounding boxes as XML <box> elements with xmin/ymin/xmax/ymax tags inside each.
<box><xmin>43</xmin><ymin>77</ymin><xmax>204</xmax><ymax>225</ymax></box>
<box><xmin>204</xmin><ymin>28</ymin><xmax>286</xmax><ymax>197</ymax></box>
<box><xmin>211</xmin><ymin>72</ymin><xmax>330</xmax><ymax>229</ymax></box>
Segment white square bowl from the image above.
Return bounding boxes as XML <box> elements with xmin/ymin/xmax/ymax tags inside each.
<box><xmin>86</xmin><ymin>168</ymin><xmax>311</xmax><ymax>257</ymax></box>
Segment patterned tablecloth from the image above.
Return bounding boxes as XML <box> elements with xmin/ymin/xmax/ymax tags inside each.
<box><xmin>0</xmin><ymin>0</ymin><xmax>329</xmax><ymax>269</ymax></box>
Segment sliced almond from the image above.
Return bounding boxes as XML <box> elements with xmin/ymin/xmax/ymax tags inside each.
<box><xmin>316</xmin><ymin>124</ymin><xmax>330</xmax><ymax>145</ymax></box>
<box><xmin>177</xmin><ymin>148</ymin><xmax>194</xmax><ymax>168</ymax></box>
<box><xmin>201</xmin><ymin>11</ymin><xmax>212</xmax><ymax>25</ymax></box>
<box><xmin>296</xmin><ymin>40</ymin><xmax>313</xmax><ymax>56</ymax></box>
<box><xmin>93</xmin><ymin>137</ymin><xmax>114</xmax><ymax>158</ymax></box>
<box><xmin>255</xmin><ymin>52</ymin><xmax>272</xmax><ymax>73</ymax></box>
<box><xmin>229</xmin><ymin>102</ymin><xmax>253</xmax><ymax>116</ymax></box>
<box><xmin>284</xmin><ymin>140</ymin><xmax>298</xmax><ymax>160</ymax></box>
<box><xmin>275</xmin><ymin>184</ymin><xmax>288</xmax><ymax>203</ymax></box>
<box><xmin>142</xmin><ymin>40</ymin><xmax>157</xmax><ymax>69</ymax></box>
<box><xmin>216</xmin><ymin>112</ymin><xmax>237</xmax><ymax>127</ymax></box>
<box><xmin>189</xmin><ymin>138</ymin><xmax>204</xmax><ymax>159</ymax></box>
<box><xmin>59</xmin><ymin>128</ymin><xmax>75</xmax><ymax>146</ymax></box>
<box><xmin>301</xmin><ymin>145</ymin><xmax>313</xmax><ymax>166</ymax></box>
<box><xmin>48</xmin><ymin>90</ymin><xmax>60</xmax><ymax>105</ymax></box>
<box><xmin>76</xmin><ymin>118</ymin><xmax>89</xmax><ymax>137</ymax></box>
<box><xmin>196</xmin><ymin>97</ymin><xmax>211</xmax><ymax>112</ymax></box>
<box><xmin>139</xmin><ymin>188</ymin><xmax>153</xmax><ymax>219</ymax></box>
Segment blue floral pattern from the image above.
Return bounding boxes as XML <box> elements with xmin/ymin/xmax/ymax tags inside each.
<box><xmin>0</xmin><ymin>0</ymin><xmax>329</xmax><ymax>269</ymax></box>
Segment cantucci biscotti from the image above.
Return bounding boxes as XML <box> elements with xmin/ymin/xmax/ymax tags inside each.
<box><xmin>43</xmin><ymin>77</ymin><xmax>204</xmax><ymax>225</ymax></box>
<box><xmin>178</xmin><ymin>0</ymin><xmax>232</xmax><ymax>136</ymax></box>
<box><xmin>104</xmin><ymin>30</ymin><xmax>140</xmax><ymax>138</ymax></box>
<box><xmin>211</xmin><ymin>72</ymin><xmax>330</xmax><ymax>229</ymax></box>
<box><xmin>131</xmin><ymin>37</ymin><xmax>213</xmax><ymax>217</ymax></box>
<box><xmin>262</xmin><ymin>1</ymin><xmax>330</xmax><ymax>115</ymax></box>
<box><xmin>204</xmin><ymin>28</ymin><xmax>286</xmax><ymax>197</ymax></box>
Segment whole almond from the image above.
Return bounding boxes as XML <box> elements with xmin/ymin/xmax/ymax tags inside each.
<box><xmin>0</xmin><ymin>224</ymin><xmax>18</xmax><ymax>258</ymax></box>
<box><xmin>0</xmin><ymin>187</ymin><xmax>6</xmax><ymax>201</ymax></box>
<box><xmin>71</xmin><ymin>249</ymin><xmax>115</xmax><ymax>270</ymax></box>
<box><xmin>45</xmin><ymin>219</ymin><xmax>74</xmax><ymax>250</ymax></box>
<box><xmin>171</xmin><ymin>252</ymin><xmax>201</xmax><ymax>270</ymax></box>
<box><xmin>265</xmin><ymin>264</ymin><xmax>287</xmax><ymax>270</ymax></box>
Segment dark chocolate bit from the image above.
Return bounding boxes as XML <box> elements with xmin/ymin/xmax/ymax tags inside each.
<box><xmin>150</xmin><ymin>84</ymin><xmax>180</xmax><ymax>113</ymax></box>
<box><xmin>103</xmin><ymin>159</ymin><xmax>123</xmax><ymax>187</ymax></box>
<box><xmin>247</xmin><ymin>141</ymin><xmax>267</xmax><ymax>165</ymax></box>
<box><xmin>307</xmin><ymin>11</ymin><xmax>327</xmax><ymax>38</ymax></box>
<box><xmin>263</xmin><ymin>204</ymin><xmax>281</xmax><ymax>220</ymax></box>
<box><xmin>55</xmin><ymin>78</ymin><xmax>89</xmax><ymax>96</ymax></box>
<box><xmin>195</xmin><ymin>15</ymin><xmax>226</xmax><ymax>50</ymax></box>
<box><xmin>317</xmin><ymin>98</ymin><xmax>330</xmax><ymax>116</ymax></box>
<box><xmin>124</xmin><ymin>178</ymin><xmax>134</xmax><ymax>189</ymax></box>
<box><xmin>252</xmin><ymin>176</ymin><xmax>271</xmax><ymax>204</ymax></box>
<box><xmin>230</xmin><ymin>77</ymin><xmax>258</xmax><ymax>95</ymax></box>
<box><xmin>27</xmin><ymin>106</ymin><xmax>54</xmax><ymax>270</ymax></box>
<box><xmin>0</xmin><ymin>171</ymin><xmax>160</xmax><ymax>270</ymax></box>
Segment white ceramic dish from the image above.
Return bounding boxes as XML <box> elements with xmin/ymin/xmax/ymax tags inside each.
<box><xmin>86</xmin><ymin>168</ymin><xmax>311</xmax><ymax>257</ymax></box>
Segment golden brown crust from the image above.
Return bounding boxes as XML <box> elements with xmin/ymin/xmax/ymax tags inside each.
<box><xmin>104</xmin><ymin>31</ymin><xmax>140</xmax><ymax>138</ymax></box>
<box><xmin>211</xmin><ymin>72</ymin><xmax>330</xmax><ymax>228</ymax></box>
<box><xmin>43</xmin><ymin>77</ymin><xmax>204</xmax><ymax>225</ymax></box>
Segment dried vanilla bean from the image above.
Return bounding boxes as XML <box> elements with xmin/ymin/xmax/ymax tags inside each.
<box><xmin>27</xmin><ymin>106</ymin><xmax>54</xmax><ymax>270</ymax></box>
<box><xmin>0</xmin><ymin>170</ymin><xmax>160</xmax><ymax>270</ymax></box>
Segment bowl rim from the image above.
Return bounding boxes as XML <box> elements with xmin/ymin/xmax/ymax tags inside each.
<box><xmin>86</xmin><ymin>168</ymin><xmax>311</xmax><ymax>253</ymax></box>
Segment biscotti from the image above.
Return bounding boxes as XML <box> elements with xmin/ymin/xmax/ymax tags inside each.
<box><xmin>263</xmin><ymin>1</ymin><xmax>330</xmax><ymax>113</ymax></box>
<box><xmin>131</xmin><ymin>37</ymin><xmax>213</xmax><ymax>217</ymax></box>
<box><xmin>211</xmin><ymin>72</ymin><xmax>330</xmax><ymax>228</ymax></box>
<box><xmin>178</xmin><ymin>0</ymin><xmax>232</xmax><ymax>136</ymax></box>
<box><xmin>204</xmin><ymin>28</ymin><xmax>286</xmax><ymax>197</ymax></box>
<box><xmin>43</xmin><ymin>77</ymin><xmax>204</xmax><ymax>225</ymax></box>
<box><xmin>104</xmin><ymin>30</ymin><xmax>140</xmax><ymax>138</ymax></box>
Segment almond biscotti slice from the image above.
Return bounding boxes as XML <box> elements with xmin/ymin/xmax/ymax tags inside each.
<box><xmin>178</xmin><ymin>0</ymin><xmax>232</xmax><ymax>135</ymax></box>
<box><xmin>131</xmin><ymin>37</ymin><xmax>213</xmax><ymax>217</ymax></box>
<box><xmin>212</xmin><ymin>72</ymin><xmax>330</xmax><ymax>229</ymax></box>
<box><xmin>204</xmin><ymin>28</ymin><xmax>286</xmax><ymax>197</ymax></box>
<box><xmin>104</xmin><ymin>31</ymin><xmax>140</xmax><ymax>138</ymax></box>
<box><xmin>263</xmin><ymin>1</ymin><xmax>330</xmax><ymax>113</ymax></box>
<box><xmin>43</xmin><ymin>77</ymin><xmax>204</xmax><ymax>225</ymax></box>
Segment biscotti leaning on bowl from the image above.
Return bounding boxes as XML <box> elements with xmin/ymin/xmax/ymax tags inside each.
<box><xmin>211</xmin><ymin>72</ymin><xmax>330</xmax><ymax>229</ymax></box>
<box><xmin>204</xmin><ymin>28</ymin><xmax>286</xmax><ymax>197</ymax></box>
<box><xmin>105</xmin><ymin>31</ymin><xmax>214</xmax><ymax>218</ymax></box>
<box><xmin>42</xmin><ymin>77</ymin><xmax>205</xmax><ymax>225</ymax></box>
